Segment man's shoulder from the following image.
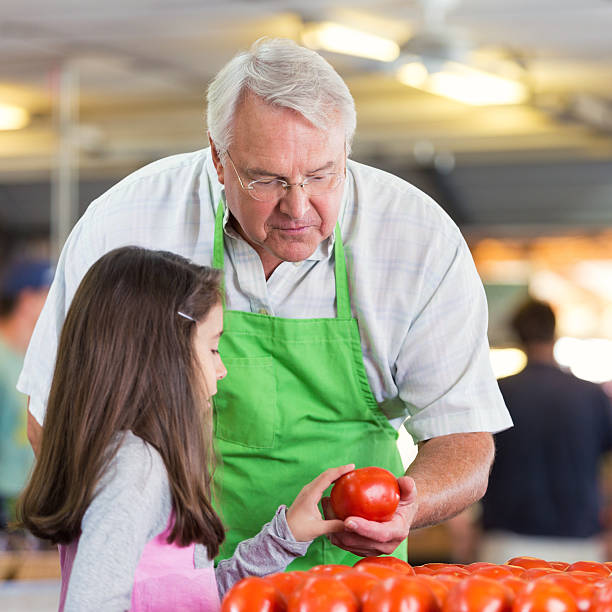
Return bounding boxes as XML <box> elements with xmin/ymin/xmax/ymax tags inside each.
<box><xmin>346</xmin><ymin>158</ymin><xmax>461</xmax><ymax>240</ymax></box>
<box><xmin>348</xmin><ymin>158</ymin><xmax>427</xmax><ymax>197</ymax></box>
<box><xmin>94</xmin><ymin>148</ymin><xmax>214</xmax><ymax>204</ymax></box>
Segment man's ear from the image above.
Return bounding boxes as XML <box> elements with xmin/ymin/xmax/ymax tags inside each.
<box><xmin>208</xmin><ymin>133</ymin><xmax>225</xmax><ymax>185</ymax></box>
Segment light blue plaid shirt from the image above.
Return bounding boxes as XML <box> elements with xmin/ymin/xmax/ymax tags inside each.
<box><xmin>18</xmin><ymin>148</ymin><xmax>511</xmax><ymax>443</ymax></box>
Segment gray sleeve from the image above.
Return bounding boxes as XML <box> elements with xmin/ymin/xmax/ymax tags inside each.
<box><xmin>64</xmin><ymin>434</ymin><xmax>172</xmax><ymax>612</ymax></box>
<box><xmin>205</xmin><ymin>505</ymin><xmax>310</xmax><ymax>599</ymax></box>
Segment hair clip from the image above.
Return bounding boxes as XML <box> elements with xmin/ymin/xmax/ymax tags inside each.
<box><xmin>177</xmin><ymin>311</ymin><xmax>196</xmax><ymax>322</ymax></box>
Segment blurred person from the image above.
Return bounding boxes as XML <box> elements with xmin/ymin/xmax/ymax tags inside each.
<box><xmin>0</xmin><ymin>257</ymin><xmax>53</xmax><ymax>548</ymax></box>
<box><xmin>479</xmin><ymin>298</ymin><xmax>612</xmax><ymax>563</ymax></box>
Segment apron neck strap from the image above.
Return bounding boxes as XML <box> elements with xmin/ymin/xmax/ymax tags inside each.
<box><xmin>332</xmin><ymin>223</ymin><xmax>351</xmax><ymax>319</ymax></box>
<box><xmin>213</xmin><ymin>199</ymin><xmax>351</xmax><ymax>319</ymax></box>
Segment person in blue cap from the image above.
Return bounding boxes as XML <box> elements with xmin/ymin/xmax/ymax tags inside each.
<box><xmin>0</xmin><ymin>257</ymin><xmax>53</xmax><ymax>549</ymax></box>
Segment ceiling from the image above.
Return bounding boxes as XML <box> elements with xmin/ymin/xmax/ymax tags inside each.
<box><xmin>1</xmin><ymin>0</ymin><xmax>612</xmax><ymax>237</ymax></box>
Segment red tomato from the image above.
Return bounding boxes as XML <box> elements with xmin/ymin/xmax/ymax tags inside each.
<box><xmin>499</xmin><ymin>576</ymin><xmax>527</xmax><ymax>596</ymax></box>
<box><xmin>330</xmin><ymin>466</ymin><xmax>400</xmax><ymax>521</ymax></box>
<box><xmin>549</xmin><ymin>561</ymin><xmax>571</xmax><ymax>571</ymax></box>
<box><xmin>538</xmin><ymin>574</ymin><xmax>595</xmax><ymax>612</ymax></box>
<box><xmin>334</xmin><ymin>570</ymin><xmax>379</xmax><ymax>604</ymax></box>
<box><xmin>433</xmin><ymin>566</ymin><xmax>471</xmax><ymax>579</ymax></box>
<box><xmin>513</xmin><ymin>579</ymin><xmax>577</xmax><ymax>612</ymax></box>
<box><xmin>507</xmin><ymin>556</ymin><xmax>553</xmax><ymax>570</ymax></box>
<box><xmin>221</xmin><ymin>576</ymin><xmax>285</xmax><ymax>612</ymax></box>
<box><xmin>566</xmin><ymin>561</ymin><xmax>611</xmax><ymax>577</ymax></box>
<box><xmin>502</xmin><ymin>565</ymin><xmax>527</xmax><ymax>577</ymax></box>
<box><xmin>308</xmin><ymin>564</ymin><xmax>352</xmax><ymax>576</ymax></box>
<box><xmin>264</xmin><ymin>572</ymin><xmax>308</xmax><ymax>602</ymax></box>
<box><xmin>417</xmin><ymin>575</ymin><xmax>451</xmax><ymax>608</ymax></box>
<box><xmin>424</xmin><ymin>563</ymin><xmax>459</xmax><ymax>570</ymax></box>
<box><xmin>442</xmin><ymin>575</ymin><xmax>514</xmax><ymax>612</ymax></box>
<box><xmin>522</xmin><ymin>568</ymin><xmax>562</xmax><ymax>580</ymax></box>
<box><xmin>466</xmin><ymin>562</ymin><xmax>499</xmax><ymax>573</ymax></box>
<box><xmin>591</xmin><ymin>579</ymin><xmax>612</xmax><ymax>612</ymax></box>
<box><xmin>287</xmin><ymin>575</ymin><xmax>358</xmax><ymax>612</ymax></box>
<box><xmin>354</xmin><ymin>556</ymin><xmax>415</xmax><ymax>575</ymax></box>
<box><xmin>362</xmin><ymin>575</ymin><xmax>440</xmax><ymax>612</ymax></box>
<box><xmin>471</xmin><ymin>565</ymin><xmax>516</xmax><ymax>580</ymax></box>
<box><xmin>354</xmin><ymin>563</ymin><xmax>405</xmax><ymax>580</ymax></box>
<box><xmin>414</xmin><ymin>566</ymin><xmax>437</xmax><ymax>575</ymax></box>
<box><xmin>566</xmin><ymin>570</ymin><xmax>608</xmax><ymax>584</ymax></box>
<box><xmin>434</xmin><ymin>574</ymin><xmax>462</xmax><ymax>586</ymax></box>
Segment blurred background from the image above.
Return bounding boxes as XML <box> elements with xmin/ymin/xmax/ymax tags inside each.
<box><xmin>1</xmin><ymin>0</ymin><xmax>612</xmax><ymax>606</ymax></box>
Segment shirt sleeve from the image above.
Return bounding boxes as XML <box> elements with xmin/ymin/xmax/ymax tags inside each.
<box><xmin>63</xmin><ymin>435</ymin><xmax>171</xmax><ymax>612</ymax></box>
<box><xmin>396</xmin><ymin>234</ymin><xmax>512</xmax><ymax>441</ymax></box>
<box><xmin>17</xmin><ymin>201</ymin><xmax>105</xmax><ymax>425</ymax></box>
<box><xmin>206</xmin><ymin>505</ymin><xmax>310</xmax><ymax>599</ymax></box>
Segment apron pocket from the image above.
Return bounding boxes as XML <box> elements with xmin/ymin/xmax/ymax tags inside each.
<box><xmin>214</xmin><ymin>356</ymin><xmax>277</xmax><ymax>448</ymax></box>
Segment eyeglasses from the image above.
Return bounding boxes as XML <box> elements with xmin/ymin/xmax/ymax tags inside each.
<box><xmin>225</xmin><ymin>150</ymin><xmax>345</xmax><ymax>202</ymax></box>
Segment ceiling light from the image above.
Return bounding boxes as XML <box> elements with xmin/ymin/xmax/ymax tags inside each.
<box><xmin>397</xmin><ymin>62</ymin><xmax>429</xmax><ymax>88</ymax></box>
<box><xmin>301</xmin><ymin>22</ymin><xmax>400</xmax><ymax>62</ymax></box>
<box><xmin>397</xmin><ymin>59</ymin><xmax>528</xmax><ymax>106</ymax></box>
<box><xmin>0</xmin><ymin>104</ymin><xmax>30</xmax><ymax>130</ymax></box>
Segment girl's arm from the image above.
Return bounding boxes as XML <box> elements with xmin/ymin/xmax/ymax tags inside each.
<box><xmin>63</xmin><ymin>434</ymin><xmax>171</xmax><ymax>611</ymax></box>
<box><xmin>212</xmin><ymin>464</ymin><xmax>353</xmax><ymax>598</ymax></box>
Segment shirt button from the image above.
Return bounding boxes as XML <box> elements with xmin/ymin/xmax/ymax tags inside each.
<box><xmin>293</xmin><ymin>261</ymin><xmax>301</xmax><ymax>267</ymax></box>
<box><xmin>258</xmin><ymin>308</ymin><xmax>269</xmax><ymax>315</ymax></box>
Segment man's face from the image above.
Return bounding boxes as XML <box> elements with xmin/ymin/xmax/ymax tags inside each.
<box><xmin>210</xmin><ymin>94</ymin><xmax>346</xmax><ymax>277</ymax></box>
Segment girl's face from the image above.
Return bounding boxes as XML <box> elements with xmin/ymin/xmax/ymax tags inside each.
<box><xmin>193</xmin><ymin>302</ymin><xmax>226</xmax><ymax>400</ymax></box>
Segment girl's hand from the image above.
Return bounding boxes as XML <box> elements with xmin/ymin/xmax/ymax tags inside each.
<box><xmin>286</xmin><ymin>464</ymin><xmax>355</xmax><ymax>542</ymax></box>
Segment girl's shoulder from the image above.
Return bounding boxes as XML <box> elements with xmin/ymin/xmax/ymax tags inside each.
<box><xmin>100</xmin><ymin>432</ymin><xmax>170</xmax><ymax>501</ymax></box>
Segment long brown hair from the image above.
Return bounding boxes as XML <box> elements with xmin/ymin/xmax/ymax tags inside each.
<box><xmin>17</xmin><ymin>247</ymin><xmax>225</xmax><ymax>557</ymax></box>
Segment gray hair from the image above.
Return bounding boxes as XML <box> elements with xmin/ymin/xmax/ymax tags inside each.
<box><xmin>206</xmin><ymin>38</ymin><xmax>356</xmax><ymax>156</ymax></box>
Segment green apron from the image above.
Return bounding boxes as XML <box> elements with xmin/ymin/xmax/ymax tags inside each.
<box><xmin>212</xmin><ymin>201</ymin><xmax>405</xmax><ymax>569</ymax></box>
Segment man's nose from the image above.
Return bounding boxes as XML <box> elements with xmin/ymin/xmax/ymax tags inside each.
<box><xmin>279</xmin><ymin>184</ymin><xmax>310</xmax><ymax>219</ymax></box>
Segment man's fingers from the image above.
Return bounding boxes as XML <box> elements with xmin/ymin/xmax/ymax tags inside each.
<box><xmin>344</xmin><ymin>516</ymin><xmax>405</xmax><ymax>542</ymax></box>
<box><xmin>321</xmin><ymin>496</ymin><xmax>336</xmax><ymax>519</ymax></box>
<box><xmin>398</xmin><ymin>475</ymin><xmax>417</xmax><ymax>503</ymax></box>
<box><xmin>328</xmin><ymin>532</ymin><xmax>400</xmax><ymax>557</ymax></box>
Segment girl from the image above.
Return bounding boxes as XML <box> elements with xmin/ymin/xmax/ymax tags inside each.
<box><xmin>17</xmin><ymin>246</ymin><xmax>352</xmax><ymax>611</ymax></box>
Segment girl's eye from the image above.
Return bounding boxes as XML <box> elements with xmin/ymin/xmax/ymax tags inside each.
<box><xmin>211</xmin><ymin>349</ymin><xmax>220</xmax><ymax>355</ymax></box>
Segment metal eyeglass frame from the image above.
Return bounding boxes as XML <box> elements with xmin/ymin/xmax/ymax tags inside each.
<box><xmin>224</xmin><ymin>150</ymin><xmax>344</xmax><ymax>201</ymax></box>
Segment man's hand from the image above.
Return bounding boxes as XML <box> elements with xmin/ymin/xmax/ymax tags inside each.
<box><xmin>320</xmin><ymin>432</ymin><xmax>494</xmax><ymax>558</ymax></box>
<box><xmin>322</xmin><ymin>476</ymin><xmax>417</xmax><ymax>557</ymax></box>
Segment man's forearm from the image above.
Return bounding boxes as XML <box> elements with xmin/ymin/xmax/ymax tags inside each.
<box><xmin>27</xmin><ymin>401</ymin><xmax>43</xmax><ymax>458</ymax></box>
<box><xmin>406</xmin><ymin>431</ymin><xmax>494</xmax><ymax>529</ymax></box>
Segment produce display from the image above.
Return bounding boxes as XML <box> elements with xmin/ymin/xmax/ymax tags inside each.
<box><xmin>221</xmin><ymin>557</ymin><xmax>612</xmax><ymax>611</ymax></box>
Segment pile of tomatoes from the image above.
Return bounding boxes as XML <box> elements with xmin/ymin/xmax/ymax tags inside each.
<box><xmin>221</xmin><ymin>555</ymin><xmax>612</xmax><ymax>611</ymax></box>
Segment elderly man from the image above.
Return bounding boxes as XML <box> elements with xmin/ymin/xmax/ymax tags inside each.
<box><xmin>21</xmin><ymin>38</ymin><xmax>511</xmax><ymax>569</ymax></box>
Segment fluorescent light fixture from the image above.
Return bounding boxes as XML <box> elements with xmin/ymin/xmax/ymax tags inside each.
<box><xmin>397</xmin><ymin>59</ymin><xmax>528</xmax><ymax>105</ymax></box>
<box><xmin>0</xmin><ymin>103</ymin><xmax>30</xmax><ymax>130</ymax></box>
<box><xmin>489</xmin><ymin>348</ymin><xmax>527</xmax><ymax>379</ymax></box>
<box><xmin>397</xmin><ymin>61</ymin><xmax>429</xmax><ymax>88</ymax></box>
<box><xmin>302</xmin><ymin>22</ymin><xmax>400</xmax><ymax>62</ymax></box>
